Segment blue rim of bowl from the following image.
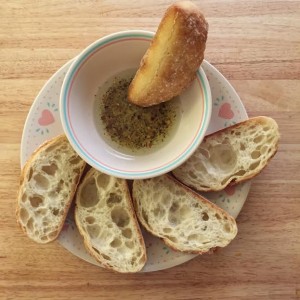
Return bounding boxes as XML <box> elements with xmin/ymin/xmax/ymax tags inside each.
<box><xmin>60</xmin><ymin>30</ymin><xmax>212</xmax><ymax>179</ymax></box>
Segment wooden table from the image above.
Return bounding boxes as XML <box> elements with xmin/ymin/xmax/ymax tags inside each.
<box><xmin>1</xmin><ymin>1</ymin><xmax>299</xmax><ymax>299</ymax></box>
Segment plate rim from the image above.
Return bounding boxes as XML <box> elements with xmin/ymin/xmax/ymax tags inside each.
<box><xmin>20</xmin><ymin>59</ymin><xmax>74</xmax><ymax>167</ymax></box>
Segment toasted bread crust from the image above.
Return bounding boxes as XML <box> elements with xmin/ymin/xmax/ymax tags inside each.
<box><xmin>128</xmin><ymin>1</ymin><xmax>208</xmax><ymax>107</ymax></box>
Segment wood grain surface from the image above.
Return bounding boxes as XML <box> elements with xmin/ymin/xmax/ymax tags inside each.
<box><xmin>1</xmin><ymin>0</ymin><xmax>299</xmax><ymax>299</ymax></box>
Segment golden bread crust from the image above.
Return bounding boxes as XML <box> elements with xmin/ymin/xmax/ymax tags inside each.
<box><xmin>128</xmin><ymin>1</ymin><xmax>208</xmax><ymax>107</ymax></box>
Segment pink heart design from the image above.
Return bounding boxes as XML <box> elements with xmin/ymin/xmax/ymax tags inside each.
<box><xmin>218</xmin><ymin>102</ymin><xmax>234</xmax><ymax>119</ymax></box>
<box><xmin>38</xmin><ymin>109</ymin><xmax>55</xmax><ymax>126</ymax></box>
<box><xmin>224</xmin><ymin>185</ymin><xmax>235</xmax><ymax>196</ymax></box>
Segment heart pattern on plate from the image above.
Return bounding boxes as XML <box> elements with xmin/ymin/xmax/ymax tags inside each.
<box><xmin>224</xmin><ymin>185</ymin><xmax>236</xmax><ymax>196</ymax></box>
<box><xmin>218</xmin><ymin>102</ymin><xmax>234</xmax><ymax>119</ymax></box>
<box><xmin>38</xmin><ymin>109</ymin><xmax>55</xmax><ymax>126</ymax></box>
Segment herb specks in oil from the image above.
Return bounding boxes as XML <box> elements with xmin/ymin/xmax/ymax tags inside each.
<box><xmin>95</xmin><ymin>69</ymin><xmax>180</xmax><ymax>154</ymax></box>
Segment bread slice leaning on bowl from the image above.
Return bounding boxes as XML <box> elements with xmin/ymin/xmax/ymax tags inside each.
<box><xmin>132</xmin><ymin>175</ymin><xmax>238</xmax><ymax>254</ymax></box>
<box><xmin>172</xmin><ymin>116</ymin><xmax>280</xmax><ymax>192</ymax></box>
<box><xmin>128</xmin><ymin>1</ymin><xmax>208</xmax><ymax>107</ymax></box>
<box><xmin>16</xmin><ymin>135</ymin><xmax>86</xmax><ymax>243</ymax></box>
<box><xmin>75</xmin><ymin>168</ymin><xmax>147</xmax><ymax>273</ymax></box>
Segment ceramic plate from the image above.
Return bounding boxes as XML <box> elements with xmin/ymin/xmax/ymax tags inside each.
<box><xmin>20</xmin><ymin>59</ymin><xmax>250</xmax><ymax>272</ymax></box>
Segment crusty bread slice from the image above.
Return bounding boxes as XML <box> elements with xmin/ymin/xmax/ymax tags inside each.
<box><xmin>128</xmin><ymin>1</ymin><xmax>208</xmax><ymax>107</ymax></box>
<box><xmin>132</xmin><ymin>175</ymin><xmax>237</xmax><ymax>254</ymax></box>
<box><xmin>16</xmin><ymin>135</ymin><xmax>86</xmax><ymax>243</ymax></box>
<box><xmin>172</xmin><ymin>116</ymin><xmax>280</xmax><ymax>192</ymax></box>
<box><xmin>75</xmin><ymin>169</ymin><xmax>147</xmax><ymax>273</ymax></box>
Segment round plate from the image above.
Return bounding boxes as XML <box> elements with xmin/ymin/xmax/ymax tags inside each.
<box><xmin>20</xmin><ymin>59</ymin><xmax>251</xmax><ymax>272</ymax></box>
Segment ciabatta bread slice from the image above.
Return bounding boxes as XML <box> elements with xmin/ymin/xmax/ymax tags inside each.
<box><xmin>173</xmin><ymin>116</ymin><xmax>279</xmax><ymax>192</ymax></box>
<box><xmin>16</xmin><ymin>135</ymin><xmax>86</xmax><ymax>243</ymax></box>
<box><xmin>128</xmin><ymin>1</ymin><xmax>208</xmax><ymax>107</ymax></box>
<box><xmin>75</xmin><ymin>169</ymin><xmax>146</xmax><ymax>273</ymax></box>
<box><xmin>132</xmin><ymin>175</ymin><xmax>237</xmax><ymax>254</ymax></box>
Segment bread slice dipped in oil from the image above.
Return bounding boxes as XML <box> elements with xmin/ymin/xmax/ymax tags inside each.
<box><xmin>128</xmin><ymin>1</ymin><xmax>208</xmax><ymax>107</ymax></box>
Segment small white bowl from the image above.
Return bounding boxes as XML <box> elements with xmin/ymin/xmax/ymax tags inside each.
<box><xmin>60</xmin><ymin>30</ymin><xmax>211</xmax><ymax>179</ymax></box>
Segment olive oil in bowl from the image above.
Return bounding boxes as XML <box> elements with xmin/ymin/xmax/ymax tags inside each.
<box><xmin>94</xmin><ymin>69</ymin><xmax>181</xmax><ymax>155</ymax></box>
